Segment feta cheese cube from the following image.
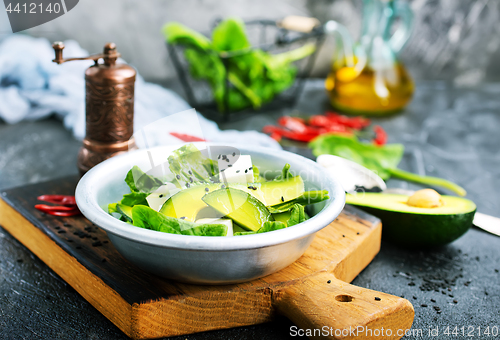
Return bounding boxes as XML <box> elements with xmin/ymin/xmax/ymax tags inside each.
<box><xmin>218</xmin><ymin>154</ymin><xmax>253</xmax><ymax>184</ymax></box>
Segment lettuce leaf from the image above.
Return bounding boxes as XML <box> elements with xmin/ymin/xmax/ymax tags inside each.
<box><xmin>167</xmin><ymin>143</ymin><xmax>218</xmax><ymax>184</ymax></box>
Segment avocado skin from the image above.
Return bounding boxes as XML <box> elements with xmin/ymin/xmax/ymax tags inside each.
<box><xmin>352</xmin><ymin>206</ymin><xmax>476</xmax><ymax>248</ymax></box>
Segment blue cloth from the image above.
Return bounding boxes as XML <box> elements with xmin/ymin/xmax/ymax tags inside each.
<box><xmin>0</xmin><ymin>35</ymin><xmax>280</xmax><ymax>149</ymax></box>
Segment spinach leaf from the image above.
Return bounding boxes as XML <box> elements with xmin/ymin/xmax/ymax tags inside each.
<box><xmin>275</xmin><ymin>163</ymin><xmax>292</xmax><ymax>181</ymax></box>
<box><xmin>180</xmin><ymin>224</ymin><xmax>227</xmax><ymax>236</ymax></box>
<box><xmin>125</xmin><ymin>166</ymin><xmax>163</xmax><ymax>193</ymax></box>
<box><xmin>287</xmin><ymin>204</ymin><xmax>306</xmax><ymax>227</ymax></box>
<box><xmin>163</xmin><ymin>23</ymin><xmax>227</xmax><ymax>111</ymax></box>
<box><xmin>163</xmin><ymin>19</ymin><xmax>315</xmax><ymax>112</ymax></box>
<box><xmin>258</xmin><ymin>221</ymin><xmax>287</xmax><ymax>233</ymax></box>
<box><xmin>268</xmin><ymin>190</ymin><xmax>329</xmax><ymax>213</ymax></box>
<box><xmin>234</xmin><ymin>221</ymin><xmax>287</xmax><ymax>235</ymax></box>
<box><xmin>184</xmin><ymin>48</ymin><xmax>226</xmax><ymax>111</ymax></box>
<box><xmin>310</xmin><ymin>134</ymin><xmax>403</xmax><ymax>180</ymax></box>
<box><xmin>234</xmin><ymin>231</ymin><xmax>257</xmax><ymax>236</ymax></box>
<box><xmin>132</xmin><ymin>205</ymin><xmax>227</xmax><ymax>236</ymax></box>
<box><xmin>211</xmin><ymin>18</ymin><xmax>250</xmax><ymax>52</ymax></box>
<box><xmin>120</xmin><ymin>192</ymin><xmax>149</xmax><ymax>207</ymax></box>
<box><xmin>132</xmin><ymin>205</ymin><xmax>181</xmax><ymax>234</ymax></box>
<box><xmin>162</xmin><ymin>23</ymin><xmax>212</xmax><ymax>50</ymax></box>
<box><xmin>309</xmin><ymin>134</ymin><xmax>466</xmax><ymax>196</ymax></box>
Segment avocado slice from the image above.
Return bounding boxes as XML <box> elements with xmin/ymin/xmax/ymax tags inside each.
<box><xmin>159</xmin><ymin>183</ymin><xmax>264</xmax><ymax>221</ymax></box>
<box><xmin>159</xmin><ymin>175</ymin><xmax>305</xmax><ymax>222</ymax></box>
<box><xmin>159</xmin><ymin>184</ymin><xmax>220</xmax><ymax>221</ymax></box>
<box><xmin>116</xmin><ymin>204</ymin><xmax>134</xmax><ymax>223</ymax></box>
<box><xmin>202</xmin><ymin>188</ymin><xmax>274</xmax><ymax>231</ymax></box>
<box><xmin>256</xmin><ymin>175</ymin><xmax>305</xmax><ymax>206</ymax></box>
<box><xmin>346</xmin><ymin>193</ymin><xmax>476</xmax><ymax>247</ymax></box>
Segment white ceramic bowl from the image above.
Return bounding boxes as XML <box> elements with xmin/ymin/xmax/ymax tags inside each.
<box><xmin>75</xmin><ymin>143</ymin><xmax>345</xmax><ymax>284</ymax></box>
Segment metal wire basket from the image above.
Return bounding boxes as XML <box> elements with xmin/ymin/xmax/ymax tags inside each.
<box><xmin>167</xmin><ymin>19</ymin><xmax>324</xmax><ymax>119</ymax></box>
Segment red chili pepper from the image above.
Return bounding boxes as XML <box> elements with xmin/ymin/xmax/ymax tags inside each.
<box><xmin>40</xmin><ymin>209</ymin><xmax>81</xmax><ymax>217</ymax></box>
<box><xmin>325</xmin><ymin>112</ymin><xmax>371</xmax><ymax>130</ymax></box>
<box><xmin>35</xmin><ymin>204</ymin><xmax>78</xmax><ymax>212</ymax></box>
<box><xmin>308</xmin><ymin>115</ymin><xmax>333</xmax><ymax>128</ymax></box>
<box><xmin>269</xmin><ymin>132</ymin><xmax>282</xmax><ymax>142</ymax></box>
<box><xmin>169</xmin><ymin>132</ymin><xmax>206</xmax><ymax>142</ymax></box>
<box><xmin>373</xmin><ymin>125</ymin><xmax>387</xmax><ymax>146</ymax></box>
<box><xmin>263</xmin><ymin>125</ymin><xmax>320</xmax><ymax>142</ymax></box>
<box><xmin>277</xmin><ymin>116</ymin><xmax>311</xmax><ymax>134</ymax></box>
<box><xmin>37</xmin><ymin>195</ymin><xmax>76</xmax><ymax>206</ymax></box>
<box><xmin>264</xmin><ymin>112</ymin><xmax>370</xmax><ymax>142</ymax></box>
<box><xmin>35</xmin><ymin>195</ymin><xmax>81</xmax><ymax>216</ymax></box>
<box><xmin>35</xmin><ymin>205</ymin><xmax>81</xmax><ymax>216</ymax></box>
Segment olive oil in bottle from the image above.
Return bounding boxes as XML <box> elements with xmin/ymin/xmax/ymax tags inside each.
<box><xmin>326</xmin><ymin>0</ymin><xmax>415</xmax><ymax>115</ymax></box>
<box><xmin>326</xmin><ymin>62</ymin><xmax>414</xmax><ymax>115</ymax></box>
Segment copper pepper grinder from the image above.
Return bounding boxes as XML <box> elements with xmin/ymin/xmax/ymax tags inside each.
<box><xmin>52</xmin><ymin>41</ymin><xmax>137</xmax><ymax>175</ymax></box>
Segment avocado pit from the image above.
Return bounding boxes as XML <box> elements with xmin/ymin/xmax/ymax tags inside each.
<box><xmin>407</xmin><ymin>189</ymin><xmax>444</xmax><ymax>209</ymax></box>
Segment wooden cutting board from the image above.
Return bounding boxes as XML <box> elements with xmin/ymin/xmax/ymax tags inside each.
<box><xmin>0</xmin><ymin>176</ymin><xmax>414</xmax><ymax>340</ymax></box>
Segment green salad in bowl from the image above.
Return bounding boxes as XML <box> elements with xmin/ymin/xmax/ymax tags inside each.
<box><xmin>107</xmin><ymin>143</ymin><xmax>329</xmax><ymax>237</ymax></box>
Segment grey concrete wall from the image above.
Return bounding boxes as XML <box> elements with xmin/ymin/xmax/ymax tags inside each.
<box><xmin>1</xmin><ymin>0</ymin><xmax>499</xmax><ymax>86</ymax></box>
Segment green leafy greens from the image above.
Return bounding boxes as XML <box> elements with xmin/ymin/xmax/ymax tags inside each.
<box><xmin>234</xmin><ymin>221</ymin><xmax>287</xmax><ymax>236</ymax></box>
<box><xmin>268</xmin><ymin>190</ymin><xmax>329</xmax><ymax>213</ymax></box>
<box><xmin>163</xmin><ymin>18</ymin><xmax>316</xmax><ymax>112</ymax></box>
<box><xmin>286</xmin><ymin>204</ymin><xmax>306</xmax><ymax>227</ymax></box>
<box><xmin>275</xmin><ymin>163</ymin><xmax>293</xmax><ymax>181</ymax></box>
<box><xmin>167</xmin><ymin>143</ymin><xmax>218</xmax><ymax>184</ymax></box>
<box><xmin>309</xmin><ymin>134</ymin><xmax>466</xmax><ymax>196</ymax></box>
<box><xmin>132</xmin><ymin>205</ymin><xmax>228</xmax><ymax>236</ymax></box>
<box><xmin>108</xmin><ymin>144</ymin><xmax>329</xmax><ymax>237</ymax></box>
<box><xmin>125</xmin><ymin>165</ymin><xmax>163</xmax><ymax>193</ymax></box>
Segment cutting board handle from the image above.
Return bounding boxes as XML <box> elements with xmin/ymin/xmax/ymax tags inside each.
<box><xmin>274</xmin><ymin>272</ymin><xmax>414</xmax><ymax>340</ymax></box>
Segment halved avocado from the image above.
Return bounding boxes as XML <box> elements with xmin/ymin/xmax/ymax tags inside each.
<box><xmin>202</xmin><ymin>188</ymin><xmax>273</xmax><ymax>231</ymax></box>
<box><xmin>346</xmin><ymin>192</ymin><xmax>476</xmax><ymax>247</ymax></box>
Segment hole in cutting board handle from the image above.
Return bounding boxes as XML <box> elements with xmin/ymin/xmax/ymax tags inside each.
<box><xmin>335</xmin><ymin>294</ymin><xmax>354</xmax><ymax>302</ymax></box>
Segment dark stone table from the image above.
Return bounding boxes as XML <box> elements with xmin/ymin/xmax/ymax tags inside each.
<box><xmin>1</xmin><ymin>81</ymin><xmax>499</xmax><ymax>339</ymax></box>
